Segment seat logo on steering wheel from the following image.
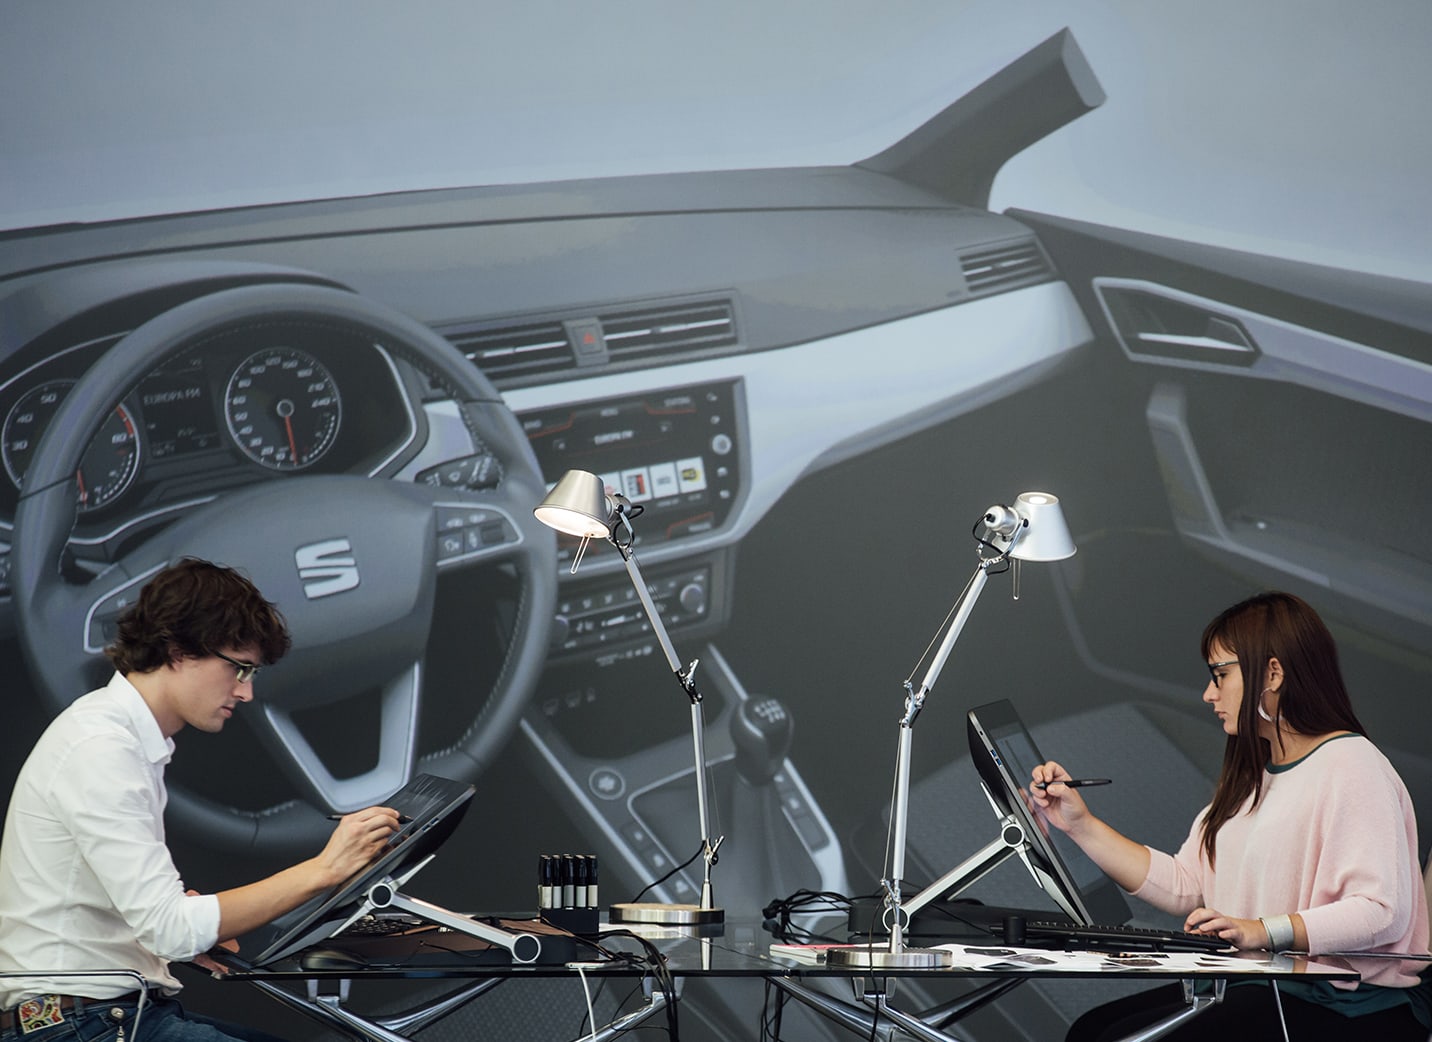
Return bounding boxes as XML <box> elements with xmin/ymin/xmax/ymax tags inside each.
<box><xmin>295</xmin><ymin>538</ymin><xmax>360</xmax><ymax>598</ymax></box>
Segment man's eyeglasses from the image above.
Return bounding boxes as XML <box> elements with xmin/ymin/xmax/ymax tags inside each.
<box><xmin>1207</xmin><ymin>658</ymin><xmax>1238</xmax><ymax>688</ymax></box>
<box><xmin>215</xmin><ymin>650</ymin><xmax>263</xmax><ymax>684</ymax></box>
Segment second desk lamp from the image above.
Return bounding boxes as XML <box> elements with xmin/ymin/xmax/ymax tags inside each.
<box><xmin>829</xmin><ymin>492</ymin><xmax>1076</xmax><ymax>968</ymax></box>
<box><xmin>534</xmin><ymin>469</ymin><xmax>724</xmax><ymax>926</ymax></box>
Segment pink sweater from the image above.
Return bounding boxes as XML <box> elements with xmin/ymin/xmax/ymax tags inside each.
<box><xmin>1134</xmin><ymin>734</ymin><xmax>1429</xmax><ymax>989</ymax></box>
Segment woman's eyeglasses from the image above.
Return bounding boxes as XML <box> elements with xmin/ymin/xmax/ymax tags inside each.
<box><xmin>1206</xmin><ymin>658</ymin><xmax>1238</xmax><ymax>688</ymax></box>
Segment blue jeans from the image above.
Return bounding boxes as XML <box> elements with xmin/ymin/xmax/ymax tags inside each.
<box><xmin>0</xmin><ymin>995</ymin><xmax>286</xmax><ymax>1042</ymax></box>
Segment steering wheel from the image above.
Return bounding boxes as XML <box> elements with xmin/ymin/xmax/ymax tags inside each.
<box><xmin>10</xmin><ymin>282</ymin><xmax>556</xmax><ymax>853</ymax></box>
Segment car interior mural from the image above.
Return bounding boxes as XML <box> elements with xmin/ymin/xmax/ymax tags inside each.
<box><xmin>1</xmin><ymin>3</ymin><xmax>1428</xmax><ymax>1040</ymax></box>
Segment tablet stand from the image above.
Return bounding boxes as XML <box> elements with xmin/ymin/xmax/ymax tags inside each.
<box><xmin>326</xmin><ymin>854</ymin><xmax>543</xmax><ymax>963</ymax></box>
<box><xmin>902</xmin><ymin>786</ymin><xmax>1081</xmax><ymax>926</ymax></box>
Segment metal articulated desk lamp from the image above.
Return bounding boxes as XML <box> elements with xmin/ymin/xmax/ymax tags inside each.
<box><xmin>829</xmin><ymin>492</ymin><xmax>1076</xmax><ymax>968</ymax></box>
<box><xmin>534</xmin><ymin>469</ymin><xmax>724</xmax><ymax>926</ymax></box>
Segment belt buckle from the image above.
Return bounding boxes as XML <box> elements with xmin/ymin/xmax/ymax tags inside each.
<box><xmin>16</xmin><ymin>996</ymin><xmax>66</xmax><ymax>1035</ymax></box>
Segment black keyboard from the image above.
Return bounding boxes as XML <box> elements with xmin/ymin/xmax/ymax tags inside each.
<box><xmin>1022</xmin><ymin>920</ymin><xmax>1235</xmax><ymax>953</ymax></box>
<box><xmin>342</xmin><ymin>913</ymin><xmax>426</xmax><ymax>937</ymax></box>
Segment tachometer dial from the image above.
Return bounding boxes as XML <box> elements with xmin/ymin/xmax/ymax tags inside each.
<box><xmin>1</xmin><ymin>379</ymin><xmax>142</xmax><ymax>512</ymax></box>
<box><xmin>224</xmin><ymin>347</ymin><xmax>342</xmax><ymax>470</ymax></box>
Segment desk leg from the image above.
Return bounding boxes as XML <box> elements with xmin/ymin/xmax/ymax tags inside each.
<box><xmin>579</xmin><ymin>985</ymin><xmax>672</xmax><ymax>1042</ymax></box>
<box><xmin>918</xmin><ymin>978</ymin><xmax>1025</xmax><ymax>1030</ymax></box>
<box><xmin>1112</xmin><ymin>978</ymin><xmax>1226</xmax><ymax>1042</ymax></box>
<box><xmin>860</xmin><ymin>988</ymin><xmax>976</xmax><ymax>1042</ymax></box>
<box><xmin>771</xmin><ymin>975</ymin><xmax>1229</xmax><ymax>1042</ymax></box>
<box><xmin>766</xmin><ymin>977</ymin><xmax>882</xmax><ymax>1038</ymax></box>
<box><xmin>248</xmin><ymin>978</ymin><xmax>503</xmax><ymax>1042</ymax></box>
<box><xmin>767</xmin><ymin>977</ymin><xmax>975</xmax><ymax>1042</ymax></box>
<box><xmin>247</xmin><ymin>977</ymin><xmax>672</xmax><ymax>1042</ymax></box>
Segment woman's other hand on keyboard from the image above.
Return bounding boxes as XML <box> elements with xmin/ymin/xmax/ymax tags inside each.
<box><xmin>1183</xmin><ymin>907</ymin><xmax>1265</xmax><ymax>950</ymax></box>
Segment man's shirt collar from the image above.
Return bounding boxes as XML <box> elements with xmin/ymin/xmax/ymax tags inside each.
<box><xmin>107</xmin><ymin>671</ymin><xmax>175</xmax><ymax>766</ymax></box>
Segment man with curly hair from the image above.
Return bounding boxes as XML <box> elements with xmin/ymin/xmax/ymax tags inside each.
<box><xmin>0</xmin><ymin>558</ymin><xmax>399</xmax><ymax>1042</ymax></box>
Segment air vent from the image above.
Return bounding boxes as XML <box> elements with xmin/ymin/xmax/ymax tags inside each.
<box><xmin>443</xmin><ymin>295</ymin><xmax>738</xmax><ymax>385</ymax></box>
<box><xmin>445</xmin><ymin>319</ymin><xmax>573</xmax><ymax>381</ymax></box>
<box><xmin>599</xmin><ymin>299</ymin><xmax>738</xmax><ymax>362</ymax></box>
<box><xmin>960</xmin><ymin>241</ymin><xmax>1051</xmax><ymax>294</ymax></box>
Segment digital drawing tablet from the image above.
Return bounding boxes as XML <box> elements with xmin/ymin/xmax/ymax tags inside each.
<box><xmin>244</xmin><ymin>773</ymin><xmax>475</xmax><ymax>966</ymax></box>
<box><xmin>966</xmin><ymin>699</ymin><xmax>1131</xmax><ymax>927</ymax></box>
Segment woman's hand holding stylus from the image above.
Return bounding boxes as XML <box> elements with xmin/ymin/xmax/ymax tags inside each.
<box><xmin>1029</xmin><ymin>760</ymin><xmax>1090</xmax><ymax>835</ymax></box>
<box><xmin>1030</xmin><ymin>760</ymin><xmax>1153</xmax><ymax>892</ymax></box>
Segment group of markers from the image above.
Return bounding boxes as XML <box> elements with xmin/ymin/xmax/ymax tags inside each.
<box><xmin>538</xmin><ymin>853</ymin><xmax>600</xmax><ymax>910</ymax></box>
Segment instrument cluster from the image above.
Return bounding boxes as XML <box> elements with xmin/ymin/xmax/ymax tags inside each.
<box><xmin>0</xmin><ymin>324</ymin><xmax>413</xmax><ymax>525</ymax></box>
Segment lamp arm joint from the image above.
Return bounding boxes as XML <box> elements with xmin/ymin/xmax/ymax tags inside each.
<box><xmin>678</xmin><ymin>659</ymin><xmax>702</xmax><ymax>702</ymax></box>
<box><xmin>901</xmin><ymin>680</ymin><xmax>927</xmax><ymax>726</ymax></box>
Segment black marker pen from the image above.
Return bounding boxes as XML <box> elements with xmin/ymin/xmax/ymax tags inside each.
<box><xmin>574</xmin><ymin>854</ymin><xmax>589</xmax><ymax>908</ymax></box>
<box><xmin>561</xmin><ymin>854</ymin><xmax>577</xmax><ymax>909</ymax></box>
<box><xmin>538</xmin><ymin>855</ymin><xmax>554</xmax><ymax>910</ymax></box>
<box><xmin>1034</xmin><ymin>778</ymin><xmax>1112</xmax><ymax>790</ymax></box>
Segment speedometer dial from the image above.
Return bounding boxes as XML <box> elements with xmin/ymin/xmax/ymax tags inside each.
<box><xmin>224</xmin><ymin>347</ymin><xmax>342</xmax><ymax>470</ymax></box>
<box><xmin>1</xmin><ymin>380</ymin><xmax>142</xmax><ymax>513</ymax></box>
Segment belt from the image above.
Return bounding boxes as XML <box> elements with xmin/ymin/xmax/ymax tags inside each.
<box><xmin>0</xmin><ymin>991</ymin><xmax>151</xmax><ymax>1034</ymax></box>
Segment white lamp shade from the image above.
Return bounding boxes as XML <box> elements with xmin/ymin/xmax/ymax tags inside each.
<box><xmin>533</xmin><ymin>469</ymin><xmax>613</xmax><ymax>538</ymax></box>
<box><xmin>1008</xmin><ymin>491</ymin><xmax>1076</xmax><ymax>561</ymax></box>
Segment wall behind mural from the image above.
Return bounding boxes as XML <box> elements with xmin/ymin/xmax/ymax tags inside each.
<box><xmin>2</xmin><ymin>3</ymin><xmax>1429</xmax><ymax>1039</ymax></box>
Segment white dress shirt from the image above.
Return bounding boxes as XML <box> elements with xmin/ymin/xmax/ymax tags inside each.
<box><xmin>0</xmin><ymin>672</ymin><xmax>221</xmax><ymax>1006</ymax></box>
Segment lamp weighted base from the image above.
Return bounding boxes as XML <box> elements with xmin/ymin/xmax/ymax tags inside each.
<box><xmin>826</xmin><ymin>944</ymin><xmax>953</xmax><ymax>969</ymax></box>
<box><xmin>609</xmin><ymin>901</ymin><xmax>725</xmax><ymax>926</ymax></box>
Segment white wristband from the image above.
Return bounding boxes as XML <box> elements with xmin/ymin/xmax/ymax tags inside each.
<box><xmin>1259</xmin><ymin>914</ymin><xmax>1295</xmax><ymax>952</ymax></box>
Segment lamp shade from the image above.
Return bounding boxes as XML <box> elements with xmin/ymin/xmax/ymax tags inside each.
<box><xmin>533</xmin><ymin>469</ymin><xmax>613</xmax><ymax>538</ymax></box>
<box><xmin>1006</xmin><ymin>491</ymin><xmax>1076</xmax><ymax>561</ymax></box>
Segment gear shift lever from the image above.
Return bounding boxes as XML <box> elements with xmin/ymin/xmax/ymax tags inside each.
<box><xmin>712</xmin><ymin>695</ymin><xmax>805</xmax><ymax>910</ymax></box>
<box><xmin>732</xmin><ymin>697</ymin><xmax>794</xmax><ymax>786</ymax></box>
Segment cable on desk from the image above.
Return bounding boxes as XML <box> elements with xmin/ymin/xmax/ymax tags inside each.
<box><xmin>762</xmin><ymin>888</ymin><xmax>863</xmax><ymax>943</ymax></box>
<box><xmin>759</xmin><ymin>977</ymin><xmax>785</xmax><ymax>1041</ymax></box>
<box><xmin>412</xmin><ymin>937</ymin><xmax>509</xmax><ymax>960</ymax></box>
<box><xmin>573</xmin><ymin>964</ymin><xmax>598</xmax><ymax>1042</ymax></box>
<box><xmin>573</xmin><ymin>980</ymin><xmax>650</xmax><ymax>1040</ymax></box>
<box><xmin>625</xmin><ymin>842</ymin><xmax>706</xmax><ymax>904</ymax></box>
<box><xmin>591</xmin><ymin>927</ymin><xmax>680</xmax><ymax>1039</ymax></box>
<box><xmin>890</xmin><ymin>899</ymin><xmax>999</xmax><ymax>937</ymax></box>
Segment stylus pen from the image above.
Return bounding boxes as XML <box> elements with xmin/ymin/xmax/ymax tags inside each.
<box><xmin>326</xmin><ymin>813</ymin><xmax>414</xmax><ymax>822</ymax></box>
<box><xmin>1034</xmin><ymin>778</ymin><xmax>1112</xmax><ymax>789</ymax></box>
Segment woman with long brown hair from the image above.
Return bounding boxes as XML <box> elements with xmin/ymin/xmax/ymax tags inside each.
<box><xmin>1033</xmin><ymin>591</ymin><xmax>1429</xmax><ymax>1040</ymax></box>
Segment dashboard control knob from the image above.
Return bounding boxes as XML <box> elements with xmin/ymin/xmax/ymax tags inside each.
<box><xmin>678</xmin><ymin>582</ymin><xmax>706</xmax><ymax>614</ymax></box>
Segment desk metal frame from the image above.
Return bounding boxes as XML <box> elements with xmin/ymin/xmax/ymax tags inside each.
<box><xmin>221</xmin><ymin>922</ymin><xmax>1357</xmax><ymax>1042</ymax></box>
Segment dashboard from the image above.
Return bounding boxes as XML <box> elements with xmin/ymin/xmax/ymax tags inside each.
<box><xmin>0</xmin><ymin>157</ymin><xmax>1092</xmax><ymax>635</ymax></box>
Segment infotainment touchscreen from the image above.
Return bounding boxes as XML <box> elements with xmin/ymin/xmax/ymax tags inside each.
<box><xmin>520</xmin><ymin>380</ymin><xmax>742</xmax><ymax>556</ymax></box>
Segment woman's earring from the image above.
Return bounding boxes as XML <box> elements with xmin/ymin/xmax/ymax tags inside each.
<box><xmin>1258</xmin><ymin>688</ymin><xmax>1276</xmax><ymax>723</ymax></box>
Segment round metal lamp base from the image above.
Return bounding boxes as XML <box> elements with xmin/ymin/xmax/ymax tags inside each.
<box><xmin>826</xmin><ymin>944</ymin><xmax>953</xmax><ymax>969</ymax></box>
<box><xmin>608</xmin><ymin>902</ymin><xmax>725</xmax><ymax>926</ymax></box>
